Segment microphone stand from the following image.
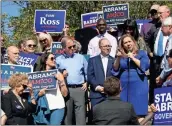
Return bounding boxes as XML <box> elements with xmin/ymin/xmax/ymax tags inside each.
<box><xmin>127</xmin><ymin>57</ymin><xmax>130</xmax><ymax>102</ymax></box>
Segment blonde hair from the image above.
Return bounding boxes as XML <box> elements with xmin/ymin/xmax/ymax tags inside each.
<box><xmin>37</xmin><ymin>32</ymin><xmax>53</xmax><ymax>52</ymax></box>
<box><xmin>119</xmin><ymin>34</ymin><xmax>138</xmax><ymax>55</ymax></box>
<box><xmin>73</xmin><ymin>40</ymin><xmax>82</xmax><ymax>53</ymax></box>
<box><xmin>8</xmin><ymin>74</ymin><xmax>28</xmax><ymax>89</ymax></box>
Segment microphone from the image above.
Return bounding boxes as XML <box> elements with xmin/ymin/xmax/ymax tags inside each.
<box><xmin>128</xmin><ymin>50</ymin><xmax>131</xmax><ymax>62</ymax></box>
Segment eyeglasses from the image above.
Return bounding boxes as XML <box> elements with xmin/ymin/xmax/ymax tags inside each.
<box><xmin>13</xmin><ymin>52</ymin><xmax>19</xmax><ymax>55</ymax></box>
<box><xmin>65</xmin><ymin>26</ymin><xmax>69</xmax><ymax>28</ymax></box>
<box><xmin>40</xmin><ymin>38</ymin><xmax>47</xmax><ymax>43</ymax></box>
<box><xmin>27</xmin><ymin>44</ymin><xmax>37</xmax><ymax>48</ymax></box>
<box><xmin>68</xmin><ymin>45</ymin><xmax>76</xmax><ymax>49</ymax></box>
<box><xmin>98</xmin><ymin>24</ymin><xmax>106</xmax><ymax>26</ymax></box>
<box><xmin>101</xmin><ymin>45</ymin><xmax>112</xmax><ymax>48</ymax></box>
<box><xmin>22</xmin><ymin>84</ymin><xmax>27</xmax><ymax>89</ymax></box>
<box><xmin>126</xmin><ymin>26</ymin><xmax>134</xmax><ymax>31</ymax></box>
<box><xmin>50</xmin><ymin>57</ymin><xmax>55</xmax><ymax>61</ymax></box>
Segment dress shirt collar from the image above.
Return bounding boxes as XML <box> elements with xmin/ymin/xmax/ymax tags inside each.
<box><xmin>63</xmin><ymin>53</ymin><xmax>75</xmax><ymax>58</ymax></box>
<box><xmin>97</xmin><ymin>31</ymin><xmax>108</xmax><ymax>38</ymax></box>
<box><xmin>100</xmin><ymin>54</ymin><xmax>109</xmax><ymax>59</ymax></box>
<box><xmin>107</xmin><ymin>95</ymin><xmax>120</xmax><ymax>100</ymax></box>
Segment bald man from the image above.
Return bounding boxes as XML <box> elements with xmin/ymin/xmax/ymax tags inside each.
<box><xmin>144</xmin><ymin>5</ymin><xmax>171</xmax><ymax>105</ymax></box>
<box><xmin>7</xmin><ymin>46</ymin><xmax>19</xmax><ymax>64</ymax></box>
<box><xmin>87</xmin><ymin>38</ymin><xmax>115</xmax><ymax>107</ymax></box>
<box><xmin>87</xmin><ymin>18</ymin><xmax>117</xmax><ymax>58</ymax></box>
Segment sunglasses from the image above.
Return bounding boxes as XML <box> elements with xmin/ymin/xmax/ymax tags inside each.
<box><xmin>68</xmin><ymin>45</ymin><xmax>76</xmax><ymax>49</ymax></box>
<box><xmin>50</xmin><ymin>57</ymin><xmax>55</xmax><ymax>61</ymax></box>
<box><xmin>13</xmin><ymin>52</ymin><xmax>19</xmax><ymax>55</ymax></box>
<box><xmin>97</xmin><ymin>24</ymin><xmax>106</xmax><ymax>26</ymax></box>
<box><xmin>65</xmin><ymin>26</ymin><xmax>69</xmax><ymax>28</ymax></box>
<box><xmin>101</xmin><ymin>45</ymin><xmax>112</xmax><ymax>48</ymax></box>
<box><xmin>22</xmin><ymin>84</ymin><xmax>27</xmax><ymax>89</ymax></box>
<box><xmin>27</xmin><ymin>44</ymin><xmax>37</xmax><ymax>48</ymax></box>
<box><xmin>40</xmin><ymin>38</ymin><xmax>47</xmax><ymax>43</ymax></box>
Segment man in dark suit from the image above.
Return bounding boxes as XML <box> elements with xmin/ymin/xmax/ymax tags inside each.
<box><xmin>87</xmin><ymin>38</ymin><xmax>115</xmax><ymax>107</ymax></box>
<box><xmin>144</xmin><ymin>5</ymin><xmax>171</xmax><ymax>105</ymax></box>
<box><xmin>92</xmin><ymin>76</ymin><xmax>139</xmax><ymax>125</ymax></box>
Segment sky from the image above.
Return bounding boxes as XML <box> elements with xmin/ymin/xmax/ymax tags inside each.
<box><xmin>1</xmin><ymin>1</ymin><xmax>22</xmax><ymax>36</ymax></box>
<box><xmin>2</xmin><ymin>1</ymin><xmax>21</xmax><ymax>17</ymax></box>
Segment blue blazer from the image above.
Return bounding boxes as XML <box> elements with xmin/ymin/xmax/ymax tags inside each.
<box><xmin>87</xmin><ymin>55</ymin><xmax>115</xmax><ymax>99</ymax></box>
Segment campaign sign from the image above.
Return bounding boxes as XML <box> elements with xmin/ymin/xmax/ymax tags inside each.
<box><xmin>34</xmin><ymin>10</ymin><xmax>66</xmax><ymax>33</ymax></box>
<box><xmin>1</xmin><ymin>64</ymin><xmax>32</xmax><ymax>89</ymax></box>
<box><xmin>154</xmin><ymin>87</ymin><xmax>172</xmax><ymax>125</ymax></box>
<box><xmin>27</xmin><ymin>70</ymin><xmax>57</xmax><ymax>90</ymax></box>
<box><xmin>136</xmin><ymin>19</ymin><xmax>151</xmax><ymax>33</ymax></box>
<box><xmin>81</xmin><ymin>11</ymin><xmax>103</xmax><ymax>28</ymax></box>
<box><xmin>17</xmin><ymin>52</ymin><xmax>38</xmax><ymax>67</ymax></box>
<box><xmin>97</xmin><ymin>12</ymin><xmax>103</xmax><ymax>20</ymax></box>
<box><xmin>51</xmin><ymin>42</ymin><xmax>64</xmax><ymax>57</ymax></box>
<box><xmin>103</xmin><ymin>3</ymin><xmax>129</xmax><ymax>27</ymax></box>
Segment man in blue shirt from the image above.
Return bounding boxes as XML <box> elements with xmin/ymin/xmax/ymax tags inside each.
<box><xmin>56</xmin><ymin>37</ymin><xmax>88</xmax><ymax>125</ymax></box>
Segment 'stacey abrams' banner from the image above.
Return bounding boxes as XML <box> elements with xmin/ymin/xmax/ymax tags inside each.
<box><xmin>103</xmin><ymin>3</ymin><xmax>129</xmax><ymax>27</ymax></box>
<box><xmin>154</xmin><ymin>87</ymin><xmax>172</xmax><ymax>125</ymax></box>
<box><xmin>27</xmin><ymin>70</ymin><xmax>58</xmax><ymax>90</ymax></box>
<box><xmin>136</xmin><ymin>19</ymin><xmax>151</xmax><ymax>33</ymax></box>
<box><xmin>1</xmin><ymin>64</ymin><xmax>32</xmax><ymax>89</ymax></box>
<box><xmin>34</xmin><ymin>10</ymin><xmax>66</xmax><ymax>33</ymax></box>
<box><xmin>81</xmin><ymin>11</ymin><xmax>103</xmax><ymax>29</ymax></box>
<box><xmin>51</xmin><ymin>42</ymin><xmax>64</xmax><ymax>57</ymax></box>
<box><xmin>17</xmin><ymin>52</ymin><xmax>38</xmax><ymax>67</ymax></box>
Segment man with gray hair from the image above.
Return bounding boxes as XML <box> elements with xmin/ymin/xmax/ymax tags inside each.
<box><xmin>56</xmin><ymin>37</ymin><xmax>88</xmax><ymax>125</ymax></box>
<box><xmin>156</xmin><ymin>16</ymin><xmax>172</xmax><ymax>84</ymax></box>
<box><xmin>144</xmin><ymin>5</ymin><xmax>171</xmax><ymax>105</ymax></box>
<box><xmin>7</xmin><ymin>46</ymin><xmax>19</xmax><ymax>64</ymax></box>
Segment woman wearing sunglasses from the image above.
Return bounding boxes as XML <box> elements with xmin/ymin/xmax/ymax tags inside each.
<box><xmin>37</xmin><ymin>32</ymin><xmax>53</xmax><ymax>53</ymax></box>
<box><xmin>121</xmin><ymin>19</ymin><xmax>147</xmax><ymax>52</ymax></box>
<box><xmin>1</xmin><ymin>74</ymin><xmax>38</xmax><ymax>125</ymax></box>
<box><xmin>33</xmin><ymin>52</ymin><xmax>68</xmax><ymax>125</ymax></box>
<box><xmin>23</xmin><ymin>38</ymin><xmax>37</xmax><ymax>53</ymax></box>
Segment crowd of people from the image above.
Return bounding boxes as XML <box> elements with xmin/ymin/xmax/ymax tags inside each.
<box><xmin>1</xmin><ymin>4</ymin><xmax>172</xmax><ymax>125</ymax></box>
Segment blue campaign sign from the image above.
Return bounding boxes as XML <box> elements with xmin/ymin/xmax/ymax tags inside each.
<box><xmin>81</xmin><ymin>11</ymin><xmax>103</xmax><ymax>29</ymax></box>
<box><xmin>34</xmin><ymin>10</ymin><xmax>66</xmax><ymax>33</ymax></box>
<box><xmin>27</xmin><ymin>70</ymin><xmax>58</xmax><ymax>90</ymax></box>
<box><xmin>154</xmin><ymin>87</ymin><xmax>172</xmax><ymax>125</ymax></box>
<box><xmin>97</xmin><ymin>12</ymin><xmax>103</xmax><ymax>20</ymax></box>
<box><xmin>1</xmin><ymin>64</ymin><xmax>32</xmax><ymax>89</ymax></box>
<box><xmin>136</xmin><ymin>19</ymin><xmax>151</xmax><ymax>33</ymax></box>
<box><xmin>51</xmin><ymin>42</ymin><xmax>64</xmax><ymax>57</ymax></box>
<box><xmin>17</xmin><ymin>52</ymin><xmax>38</xmax><ymax>67</ymax></box>
<box><xmin>103</xmin><ymin>3</ymin><xmax>129</xmax><ymax>27</ymax></box>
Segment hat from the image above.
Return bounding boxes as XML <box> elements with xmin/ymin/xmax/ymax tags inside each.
<box><xmin>162</xmin><ymin>17</ymin><xmax>172</xmax><ymax>26</ymax></box>
<box><xmin>150</xmin><ymin>4</ymin><xmax>160</xmax><ymax>11</ymax></box>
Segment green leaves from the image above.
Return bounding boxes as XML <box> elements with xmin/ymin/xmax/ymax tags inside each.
<box><xmin>3</xmin><ymin>1</ymin><xmax>172</xmax><ymax>47</ymax></box>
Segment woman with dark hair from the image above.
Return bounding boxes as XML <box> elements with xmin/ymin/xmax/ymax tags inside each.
<box><xmin>112</xmin><ymin>34</ymin><xmax>150</xmax><ymax>122</ymax></box>
<box><xmin>33</xmin><ymin>52</ymin><xmax>68</xmax><ymax>125</ymax></box>
<box><xmin>122</xmin><ymin>19</ymin><xmax>147</xmax><ymax>52</ymax></box>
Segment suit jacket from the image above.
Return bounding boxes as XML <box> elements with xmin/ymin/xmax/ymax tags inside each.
<box><xmin>1</xmin><ymin>90</ymin><xmax>36</xmax><ymax>125</ymax></box>
<box><xmin>87</xmin><ymin>55</ymin><xmax>115</xmax><ymax>99</ymax></box>
<box><xmin>144</xmin><ymin>22</ymin><xmax>161</xmax><ymax>54</ymax></box>
<box><xmin>92</xmin><ymin>96</ymin><xmax>139</xmax><ymax>125</ymax></box>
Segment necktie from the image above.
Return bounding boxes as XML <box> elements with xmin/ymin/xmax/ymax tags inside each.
<box><xmin>157</xmin><ymin>31</ymin><xmax>164</xmax><ymax>56</ymax></box>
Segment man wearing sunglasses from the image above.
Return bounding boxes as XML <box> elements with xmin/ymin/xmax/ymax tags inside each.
<box><xmin>87</xmin><ymin>18</ymin><xmax>117</xmax><ymax>58</ymax></box>
<box><xmin>7</xmin><ymin>46</ymin><xmax>19</xmax><ymax>65</ymax></box>
<box><xmin>56</xmin><ymin>37</ymin><xmax>88</xmax><ymax>125</ymax></box>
